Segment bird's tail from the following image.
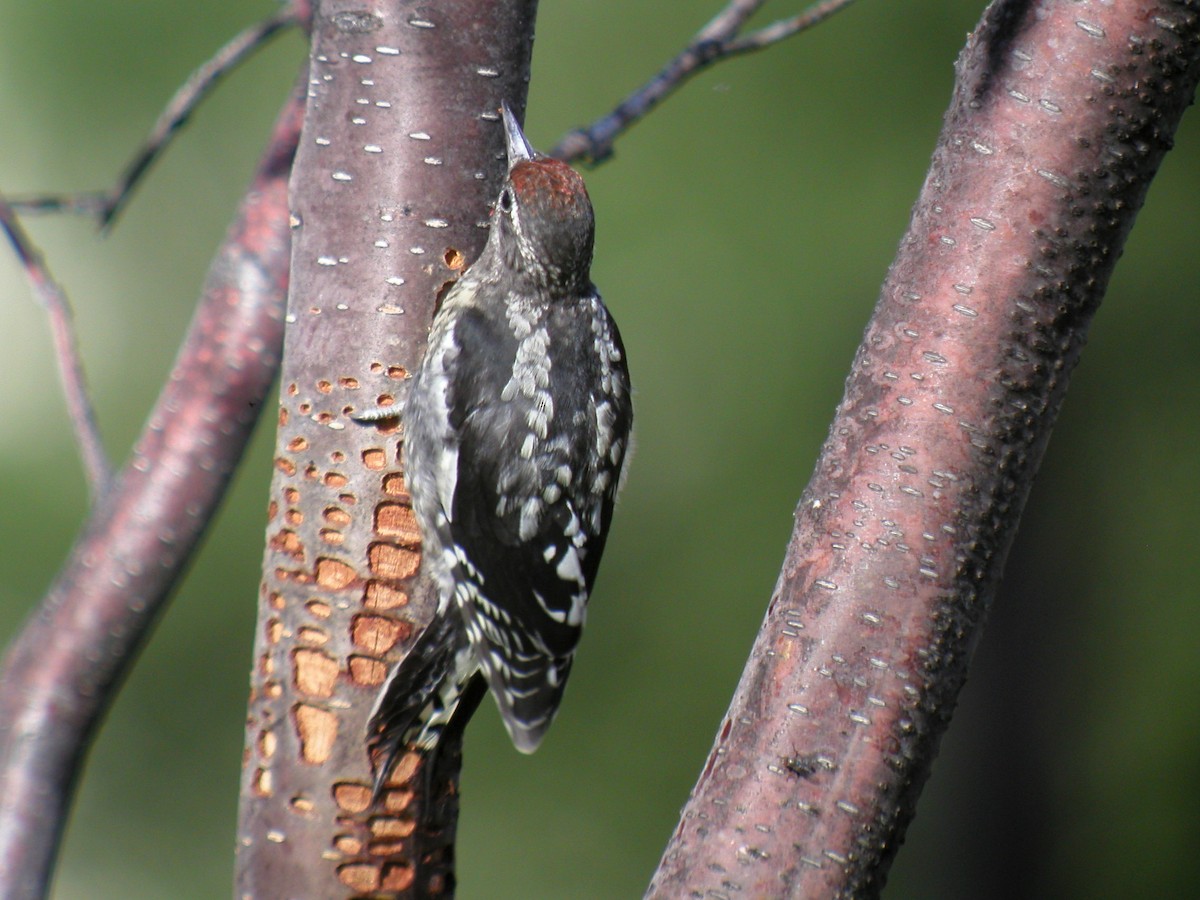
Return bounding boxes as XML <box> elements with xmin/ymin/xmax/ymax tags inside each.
<box><xmin>366</xmin><ymin>613</ymin><xmax>477</xmax><ymax>801</ymax></box>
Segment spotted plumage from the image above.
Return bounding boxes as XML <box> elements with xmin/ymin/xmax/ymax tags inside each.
<box><xmin>366</xmin><ymin>102</ymin><xmax>632</xmax><ymax>793</ymax></box>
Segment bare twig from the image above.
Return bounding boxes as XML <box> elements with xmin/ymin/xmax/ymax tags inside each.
<box><xmin>725</xmin><ymin>0</ymin><xmax>851</xmax><ymax>53</ymax></box>
<box><xmin>552</xmin><ymin>0</ymin><xmax>858</xmax><ymax>163</ymax></box>
<box><xmin>10</xmin><ymin>6</ymin><xmax>297</xmax><ymax>229</ymax></box>
<box><xmin>0</xmin><ymin>199</ymin><xmax>110</xmax><ymax>496</ymax></box>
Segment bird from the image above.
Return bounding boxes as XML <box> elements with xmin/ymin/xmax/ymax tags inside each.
<box><xmin>365</xmin><ymin>100</ymin><xmax>633</xmax><ymax>800</ymax></box>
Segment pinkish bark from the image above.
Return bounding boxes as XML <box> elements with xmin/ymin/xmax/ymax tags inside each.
<box><xmin>0</xmin><ymin>83</ymin><xmax>299</xmax><ymax>900</ymax></box>
<box><xmin>234</xmin><ymin>2</ymin><xmax>537</xmax><ymax>896</ymax></box>
<box><xmin>649</xmin><ymin>2</ymin><xmax>1200</xmax><ymax>897</ymax></box>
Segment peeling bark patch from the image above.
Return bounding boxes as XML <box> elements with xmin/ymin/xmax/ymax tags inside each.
<box><xmin>266</xmin><ymin>618</ymin><xmax>283</xmax><ymax>645</ymax></box>
<box><xmin>378</xmin><ymin>784</ymin><xmax>414</xmax><ymax>814</ymax></box>
<box><xmin>349</xmin><ymin>654</ymin><xmax>389</xmax><ymax>686</ymax></box>
<box><xmin>333</xmin><ymin>781</ymin><xmax>373</xmax><ymax>814</ymax></box>
<box><xmin>368</xmin><ymin>542</ymin><xmax>420</xmax><ymax>579</ymax></box>
<box><xmin>297</xmin><ymin>625</ymin><xmax>330</xmax><ymax>645</ymax></box>
<box><xmin>335</xmin><ymin>833</ymin><xmax>364</xmax><ymax>855</ymax></box>
<box><xmin>270</xmin><ymin>529</ymin><xmax>305</xmax><ymax>560</ymax></box>
<box><xmin>293</xmin><ymin>648</ymin><xmax>339</xmax><ymax>697</ymax></box>
<box><xmin>374</xmin><ymin>502</ymin><xmax>420</xmax><ymax>544</ymax></box>
<box><xmin>337</xmin><ymin>862</ymin><xmax>380</xmax><ymax>892</ymax></box>
<box><xmin>370</xmin><ymin>838</ymin><xmax>407</xmax><ymax>857</ymax></box>
<box><xmin>273</xmin><ymin>566</ymin><xmax>308</xmax><ymax>584</ymax></box>
<box><xmin>284</xmin><ymin>487</ymin><xmax>300</xmax><ymax>504</ymax></box>
<box><xmin>381</xmin><ymin>472</ymin><xmax>407</xmax><ymax>497</ymax></box>
<box><xmin>364</xmin><ymin>580</ymin><xmax>408</xmax><ymax>610</ymax></box>
<box><xmin>377</xmin><ymin>751</ymin><xmax>420</xmax><ymax>792</ymax></box>
<box><xmin>362</xmin><ymin>447</ymin><xmax>387</xmax><ymax>469</ymax></box>
<box><xmin>386</xmin><ymin>365</ymin><xmax>407</xmax><ymax>380</ymax></box>
<box><xmin>293</xmin><ymin>704</ymin><xmax>338</xmax><ymax>764</ymax></box>
<box><xmin>285</xmin><ymin>508</ymin><xmax>304</xmax><ymax>525</ymax></box>
<box><xmin>324</xmin><ymin>471</ymin><xmax>349</xmax><ymax>488</ymax></box>
<box><xmin>315</xmin><ymin>557</ymin><xmax>357</xmax><ymax>590</ymax></box>
<box><xmin>287</xmin><ymin>436</ymin><xmax>309</xmax><ymax>452</ymax></box>
<box><xmin>371</xmin><ymin>817</ymin><xmax>415</xmax><ymax>839</ymax></box>
<box><xmin>274</xmin><ymin>457</ymin><xmax>297</xmax><ymax>476</ymax></box>
<box><xmin>252</xmin><ymin>767</ymin><xmax>272</xmax><ymax>797</ymax></box>
<box><xmin>319</xmin><ymin>528</ymin><xmax>345</xmax><ymax>545</ymax></box>
<box><xmin>257</xmin><ymin>729</ymin><xmax>277</xmax><ymax>760</ymax></box>
<box><xmin>351</xmin><ymin>614</ymin><xmax>408</xmax><ymax>654</ymax></box>
<box><xmin>324</xmin><ymin>505</ymin><xmax>352</xmax><ymax>527</ymax></box>
<box><xmin>289</xmin><ymin>794</ymin><xmax>315</xmax><ymax>815</ymax></box>
<box><xmin>369</xmin><ymin>816</ymin><xmax>416</xmax><ymax>855</ymax></box>
<box><xmin>381</xmin><ymin>864</ymin><xmax>415</xmax><ymax>891</ymax></box>
<box><xmin>305</xmin><ymin>598</ymin><xmax>332</xmax><ymax>619</ymax></box>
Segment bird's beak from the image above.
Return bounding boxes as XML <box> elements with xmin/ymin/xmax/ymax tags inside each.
<box><xmin>501</xmin><ymin>100</ymin><xmax>535</xmax><ymax>167</ymax></box>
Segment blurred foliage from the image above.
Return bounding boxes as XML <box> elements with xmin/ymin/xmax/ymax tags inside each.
<box><xmin>0</xmin><ymin>1</ymin><xmax>1197</xmax><ymax>898</ymax></box>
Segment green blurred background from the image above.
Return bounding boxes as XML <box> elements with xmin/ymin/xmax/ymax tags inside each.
<box><xmin>1</xmin><ymin>1</ymin><xmax>1197</xmax><ymax>897</ymax></box>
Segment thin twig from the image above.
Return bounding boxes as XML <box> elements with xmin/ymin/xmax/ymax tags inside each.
<box><xmin>10</xmin><ymin>7</ymin><xmax>297</xmax><ymax>229</ymax></box>
<box><xmin>726</xmin><ymin>0</ymin><xmax>858</xmax><ymax>53</ymax></box>
<box><xmin>552</xmin><ymin>0</ymin><xmax>858</xmax><ymax>164</ymax></box>
<box><xmin>0</xmin><ymin>198</ymin><xmax>110</xmax><ymax>496</ymax></box>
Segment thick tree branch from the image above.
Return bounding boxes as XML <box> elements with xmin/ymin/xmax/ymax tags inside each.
<box><xmin>0</xmin><ymin>84</ymin><xmax>300</xmax><ymax>900</ymax></box>
<box><xmin>648</xmin><ymin>1</ymin><xmax>1200</xmax><ymax>896</ymax></box>
<box><xmin>234</xmin><ymin>2</ymin><xmax>537</xmax><ymax>896</ymax></box>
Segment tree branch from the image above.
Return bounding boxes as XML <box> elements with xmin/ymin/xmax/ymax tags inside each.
<box><xmin>0</xmin><ymin>82</ymin><xmax>300</xmax><ymax>900</ymax></box>
<box><xmin>648</xmin><ymin>0</ymin><xmax>1200</xmax><ymax>895</ymax></box>
<box><xmin>9</xmin><ymin>4</ymin><xmax>302</xmax><ymax>229</ymax></box>
<box><xmin>0</xmin><ymin>199</ymin><xmax>110</xmax><ymax>495</ymax></box>
<box><xmin>551</xmin><ymin>0</ymin><xmax>858</xmax><ymax>163</ymax></box>
<box><xmin>234</xmin><ymin>1</ymin><xmax>537</xmax><ymax>896</ymax></box>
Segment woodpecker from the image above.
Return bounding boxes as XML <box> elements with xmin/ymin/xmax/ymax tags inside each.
<box><xmin>365</xmin><ymin>102</ymin><xmax>632</xmax><ymax>795</ymax></box>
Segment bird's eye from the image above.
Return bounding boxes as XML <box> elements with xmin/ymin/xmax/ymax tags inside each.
<box><xmin>498</xmin><ymin>189</ymin><xmax>514</xmax><ymax>213</ymax></box>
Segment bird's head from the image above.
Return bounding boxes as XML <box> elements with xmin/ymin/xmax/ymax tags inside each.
<box><xmin>487</xmin><ymin>101</ymin><xmax>595</xmax><ymax>293</ymax></box>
